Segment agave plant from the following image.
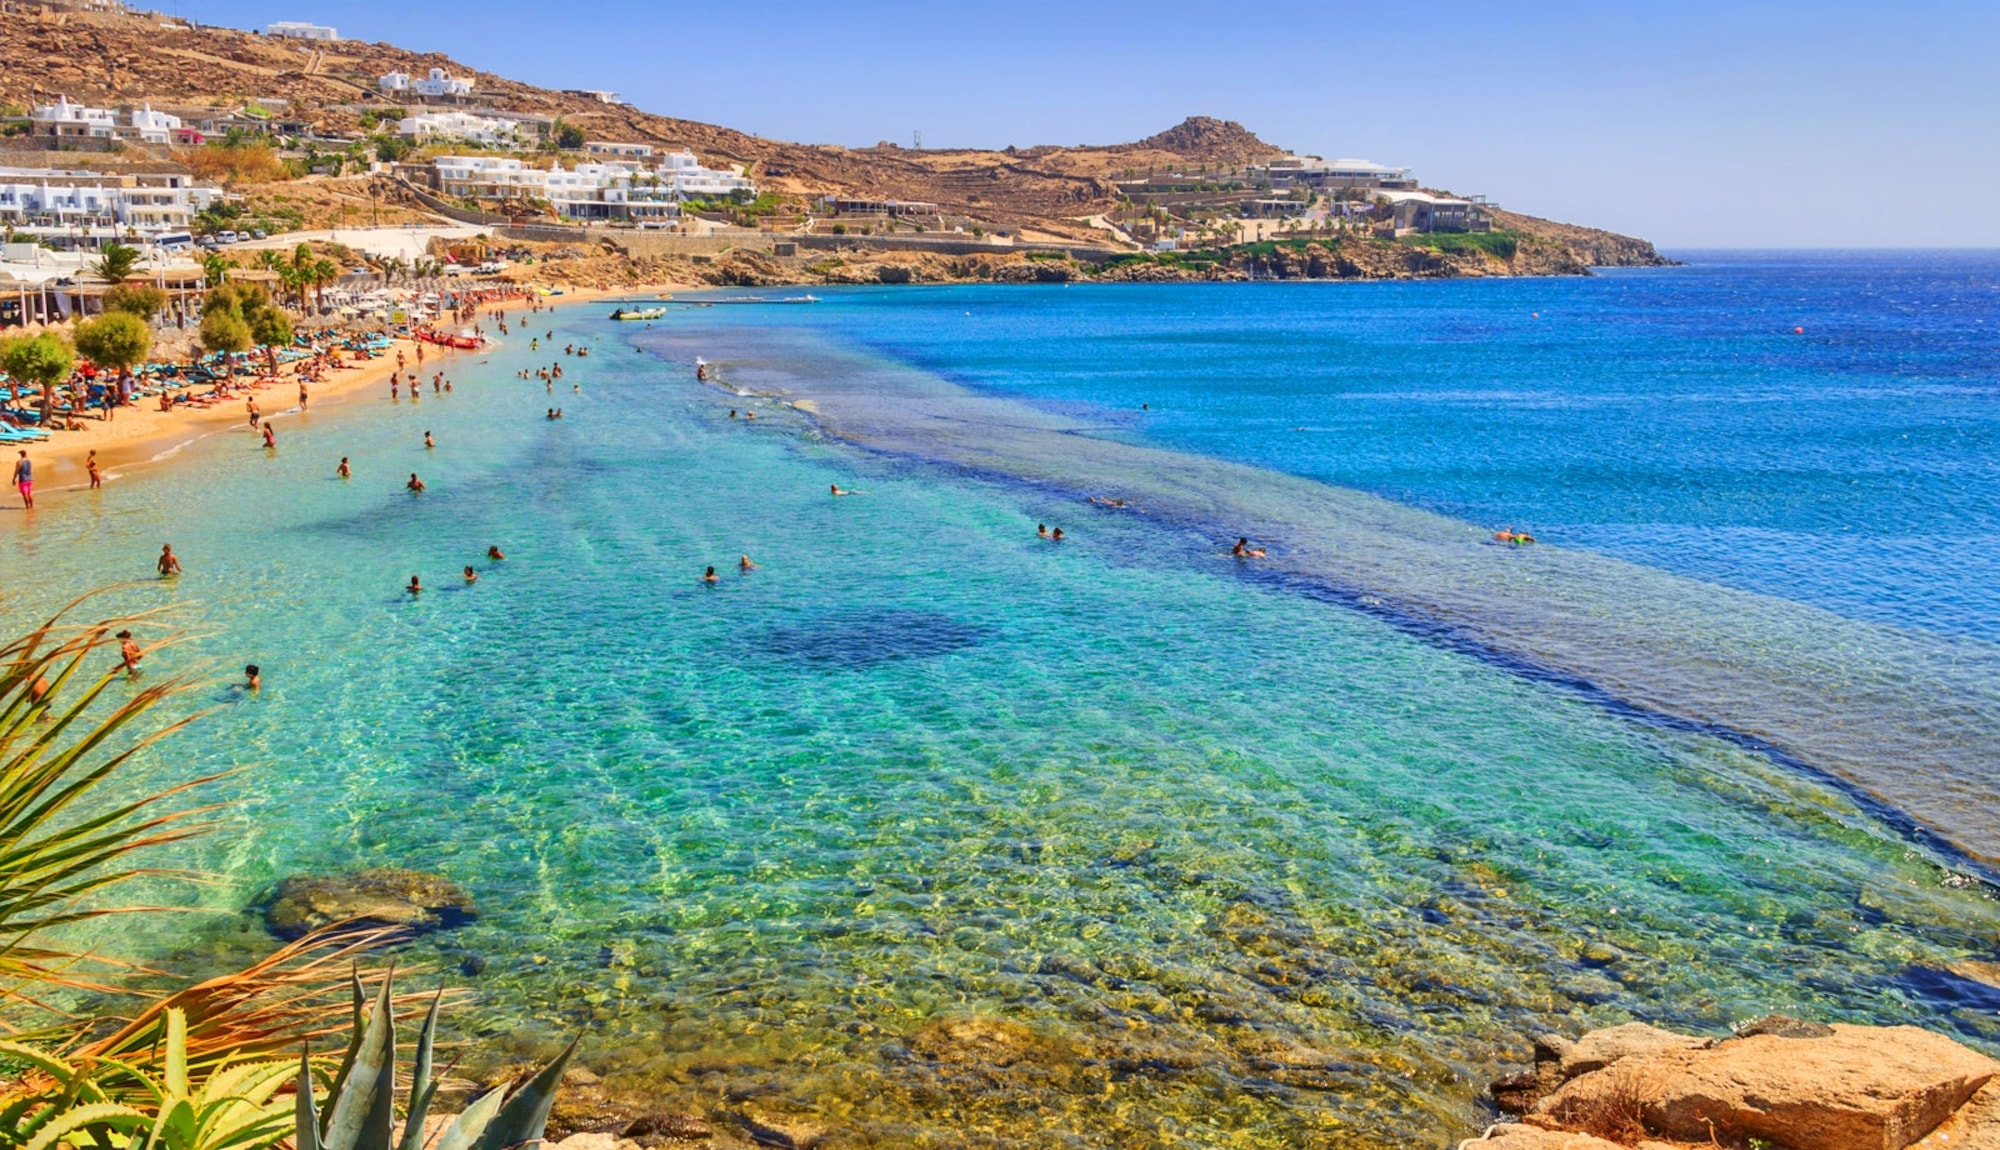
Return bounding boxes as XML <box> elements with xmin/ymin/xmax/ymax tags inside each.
<box><xmin>297</xmin><ymin>972</ymin><xmax>576</xmax><ymax>1150</ymax></box>
<box><xmin>0</xmin><ymin>1007</ymin><xmax>296</xmax><ymax>1150</ymax></box>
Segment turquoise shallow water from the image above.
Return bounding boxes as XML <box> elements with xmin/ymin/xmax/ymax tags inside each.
<box><xmin>3</xmin><ymin>261</ymin><xmax>1998</xmax><ymax>1148</ymax></box>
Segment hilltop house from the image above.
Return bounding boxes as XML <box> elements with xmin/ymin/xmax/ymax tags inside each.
<box><xmin>380</xmin><ymin>67</ymin><xmax>474</xmax><ymax>99</ymax></box>
<box><xmin>399</xmin><ymin>111</ymin><xmax>522</xmax><ymax>147</ymax></box>
<box><xmin>128</xmin><ymin>104</ymin><xmax>182</xmax><ymax>144</ymax></box>
<box><xmin>266</xmin><ymin>21</ymin><xmax>338</xmax><ymax>39</ymax></box>
<box><xmin>28</xmin><ymin>96</ymin><xmax>117</xmax><ymax>139</ymax></box>
<box><xmin>585</xmin><ymin>142</ymin><xmax>654</xmax><ymax>159</ymax></box>
<box><xmin>1264</xmin><ymin>156</ymin><xmax>1417</xmax><ymax>190</ymax></box>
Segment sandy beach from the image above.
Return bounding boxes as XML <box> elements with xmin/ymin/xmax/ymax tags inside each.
<box><xmin>2</xmin><ymin>282</ymin><xmax>678</xmax><ymax>509</ymax></box>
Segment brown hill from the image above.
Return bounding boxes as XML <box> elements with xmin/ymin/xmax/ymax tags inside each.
<box><xmin>0</xmin><ymin>4</ymin><xmax>1667</xmax><ymax>263</ymax></box>
<box><xmin>1121</xmin><ymin>117</ymin><xmax>1282</xmax><ymax>163</ymax></box>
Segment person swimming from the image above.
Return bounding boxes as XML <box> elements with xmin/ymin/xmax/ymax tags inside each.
<box><xmin>831</xmin><ymin>484</ymin><xmax>851</xmax><ymax>497</ymax></box>
<box><xmin>702</xmin><ymin>565</ymin><xmax>718</xmax><ymax>584</ymax></box>
<box><xmin>739</xmin><ymin>554</ymin><xmax>757</xmax><ymax>570</ymax></box>
<box><xmin>1051</xmin><ymin>527</ymin><xmax>1065</xmax><ymax>542</ymax></box>
<box><xmin>243</xmin><ymin>664</ymin><xmax>261</xmax><ymax>693</ymax></box>
<box><xmin>407</xmin><ymin>473</ymin><xmax>426</xmax><ymax>493</ymax></box>
<box><xmin>487</xmin><ymin>546</ymin><xmax>505</xmax><ymax>560</ymax></box>
<box><xmin>463</xmin><ymin>565</ymin><xmax>478</xmax><ymax>584</ymax></box>
<box><xmin>1232</xmin><ymin>537</ymin><xmax>1266</xmax><ymax>559</ymax></box>
<box><xmin>1037</xmin><ymin>524</ymin><xmax>1050</xmax><ymax>539</ymax></box>
<box><xmin>407</xmin><ymin>574</ymin><xmax>423</xmax><ymax>595</ymax></box>
<box><xmin>424</xmin><ymin>430</ymin><xmax>435</xmax><ymax>449</ymax></box>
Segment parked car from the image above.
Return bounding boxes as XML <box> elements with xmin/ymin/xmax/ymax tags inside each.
<box><xmin>249</xmin><ymin>229</ymin><xmax>267</xmax><ymax>240</ymax></box>
<box><xmin>217</xmin><ymin>230</ymin><xmax>240</xmax><ymax>244</ymax></box>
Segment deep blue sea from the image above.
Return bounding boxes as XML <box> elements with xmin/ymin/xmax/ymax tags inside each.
<box><xmin>2</xmin><ymin>251</ymin><xmax>1997</xmax><ymax>1149</ymax></box>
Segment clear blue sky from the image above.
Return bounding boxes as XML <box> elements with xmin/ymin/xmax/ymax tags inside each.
<box><xmin>177</xmin><ymin>0</ymin><xmax>1998</xmax><ymax>248</ymax></box>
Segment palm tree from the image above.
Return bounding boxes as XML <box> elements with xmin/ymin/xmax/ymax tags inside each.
<box><xmin>310</xmin><ymin>257</ymin><xmax>341</xmax><ymax>311</ymax></box>
<box><xmin>88</xmin><ymin>241</ymin><xmax>143</xmax><ymax>287</ymax></box>
<box><xmin>200</xmin><ymin>251</ymin><xmax>230</xmax><ymax>287</ymax></box>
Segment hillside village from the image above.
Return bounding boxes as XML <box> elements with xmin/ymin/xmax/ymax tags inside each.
<box><xmin>0</xmin><ymin>0</ymin><xmax>1669</xmax><ymax>323</ymax></box>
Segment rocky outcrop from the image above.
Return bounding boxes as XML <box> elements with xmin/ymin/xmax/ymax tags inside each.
<box><xmin>1460</xmin><ymin>1124</ymin><xmax>1627</xmax><ymax>1150</ymax></box>
<box><xmin>263</xmin><ymin>867</ymin><xmax>477</xmax><ymax>939</ymax></box>
<box><xmin>1120</xmin><ymin>117</ymin><xmax>1285</xmax><ymax>164</ymax></box>
<box><xmin>1489</xmin><ymin>1019</ymin><xmax>2000</xmax><ymax>1150</ymax></box>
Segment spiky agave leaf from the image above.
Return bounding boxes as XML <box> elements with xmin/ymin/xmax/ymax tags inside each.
<box><xmin>429</xmin><ymin>1086</ymin><xmax>505</xmax><ymax>1150</ymax></box>
<box><xmin>296</xmin><ymin>1050</ymin><xmax>323</xmax><ymax>1150</ymax></box>
<box><xmin>471</xmin><ymin>1036</ymin><xmax>579</xmax><ymax>1150</ymax></box>
<box><xmin>393</xmin><ymin>994</ymin><xmax>443</xmax><ymax>1150</ymax></box>
<box><xmin>320</xmin><ymin>968</ymin><xmax>395</xmax><ymax>1150</ymax></box>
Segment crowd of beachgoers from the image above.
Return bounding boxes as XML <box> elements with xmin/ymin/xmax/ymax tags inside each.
<box><xmin>1</xmin><ymin>287</ymin><xmax>538</xmax><ymax>502</ymax></box>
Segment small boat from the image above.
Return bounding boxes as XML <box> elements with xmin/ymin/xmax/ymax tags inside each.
<box><xmin>610</xmin><ymin>306</ymin><xmax>667</xmax><ymax>321</ymax></box>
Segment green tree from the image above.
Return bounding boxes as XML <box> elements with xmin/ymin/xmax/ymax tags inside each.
<box><xmin>88</xmin><ymin>241</ymin><xmax>143</xmax><ymax>285</ymax></box>
<box><xmin>248</xmin><ymin>304</ymin><xmax>292</xmax><ymax>349</ymax></box>
<box><xmin>198</xmin><ymin>309</ymin><xmax>251</xmax><ymax>360</ymax></box>
<box><xmin>0</xmin><ymin>331</ymin><xmax>76</xmax><ymax>427</ymax></box>
<box><xmin>553</xmin><ymin>119</ymin><xmax>585</xmax><ymax>150</ymax></box>
<box><xmin>73</xmin><ymin>311</ymin><xmax>153</xmax><ymax>375</ymax></box>
<box><xmin>200</xmin><ymin>251</ymin><xmax>230</xmax><ymax>286</ymax></box>
<box><xmin>102</xmin><ymin>282</ymin><xmax>167</xmax><ymax>319</ymax></box>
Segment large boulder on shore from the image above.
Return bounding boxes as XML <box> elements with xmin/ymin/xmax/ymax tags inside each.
<box><xmin>264</xmin><ymin>867</ymin><xmax>478</xmax><ymax>939</ymax></box>
<box><xmin>1535</xmin><ymin>1023</ymin><xmax>1998</xmax><ymax>1150</ymax></box>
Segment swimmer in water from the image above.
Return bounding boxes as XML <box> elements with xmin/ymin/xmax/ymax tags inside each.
<box><xmin>463</xmin><ymin>565</ymin><xmax>478</xmax><ymax>584</ymax></box>
<box><xmin>424</xmin><ymin>430</ymin><xmax>435</xmax><ymax>449</ymax></box>
<box><xmin>116</xmin><ymin>630</ymin><xmax>142</xmax><ymax>675</ymax></box>
<box><xmin>831</xmin><ymin>484</ymin><xmax>850</xmax><ymax>497</ymax></box>
<box><xmin>407</xmin><ymin>473</ymin><xmax>426</xmax><ymax>493</ymax></box>
<box><xmin>702</xmin><ymin>565</ymin><xmax>718</xmax><ymax>584</ymax></box>
<box><xmin>1051</xmin><ymin>527</ymin><xmax>1064</xmax><ymax>542</ymax></box>
<box><xmin>407</xmin><ymin>574</ymin><xmax>423</xmax><ymax>596</ymax></box>
<box><xmin>488</xmin><ymin>546</ymin><xmax>505</xmax><ymax>560</ymax></box>
<box><xmin>337</xmin><ymin>456</ymin><xmax>351</xmax><ymax>479</ymax></box>
<box><xmin>1037</xmin><ymin>524</ymin><xmax>1049</xmax><ymax>539</ymax></box>
<box><xmin>243</xmin><ymin>664</ymin><xmax>260</xmax><ymax>693</ymax></box>
<box><xmin>262</xmin><ymin>424</ymin><xmax>276</xmax><ymax>449</ymax></box>
<box><xmin>157</xmin><ymin>544</ymin><xmax>182</xmax><ymax>577</ymax></box>
<box><xmin>739</xmin><ymin>554</ymin><xmax>757</xmax><ymax>571</ymax></box>
<box><xmin>1232</xmin><ymin>537</ymin><xmax>1267</xmax><ymax>559</ymax></box>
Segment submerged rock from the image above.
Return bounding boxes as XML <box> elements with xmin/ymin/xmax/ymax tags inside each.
<box><xmin>263</xmin><ymin>868</ymin><xmax>478</xmax><ymax>939</ymax></box>
<box><xmin>1733</xmin><ymin>1013</ymin><xmax>1835</xmax><ymax>1040</ymax></box>
<box><xmin>907</xmin><ymin>1015</ymin><xmax>1039</xmax><ymax>1067</ymax></box>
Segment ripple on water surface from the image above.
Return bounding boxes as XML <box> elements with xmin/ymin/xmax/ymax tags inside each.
<box><xmin>4</xmin><ymin>286</ymin><xmax>1997</xmax><ymax>1149</ymax></box>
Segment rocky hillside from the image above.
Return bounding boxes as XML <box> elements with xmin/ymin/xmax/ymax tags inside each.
<box><xmin>0</xmin><ymin>3</ymin><xmax>1668</xmax><ymax>269</ymax></box>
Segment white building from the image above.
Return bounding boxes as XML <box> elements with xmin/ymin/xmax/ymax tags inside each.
<box><xmin>382</xmin><ymin>68</ymin><xmax>474</xmax><ymax>98</ymax></box>
<box><xmin>655</xmin><ymin>149</ymin><xmax>753</xmax><ymax>198</ymax></box>
<box><xmin>399</xmin><ymin>112</ymin><xmax>522</xmax><ymax>148</ymax></box>
<box><xmin>267</xmin><ymin>21</ymin><xmax>339</xmax><ymax>40</ymax></box>
<box><xmin>29</xmin><ymin>96</ymin><xmax>118</xmax><ymax>139</ymax></box>
<box><xmin>431</xmin><ymin>155</ymin><xmax>745</xmax><ymax>223</ymax></box>
<box><xmin>563</xmin><ymin>90</ymin><xmax>626</xmax><ymax>105</ymax></box>
<box><xmin>128</xmin><ymin>104</ymin><xmax>182</xmax><ymax>145</ymax></box>
<box><xmin>1266</xmin><ymin>156</ymin><xmax>1417</xmax><ymax>190</ymax></box>
<box><xmin>0</xmin><ymin>167</ymin><xmax>222</xmax><ymax>241</ymax></box>
<box><xmin>585</xmin><ymin>142</ymin><xmax>654</xmax><ymax>159</ymax></box>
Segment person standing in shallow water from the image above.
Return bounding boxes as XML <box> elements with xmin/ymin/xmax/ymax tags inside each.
<box><xmin>12</xmin><ymin>451</ymin><xmax>31</xmax><ymax>509</ymax></box>
<box><xmin>157</xmin><ymin>544</ymin><xmax>182</xmax><ymax>577</ymax></box>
